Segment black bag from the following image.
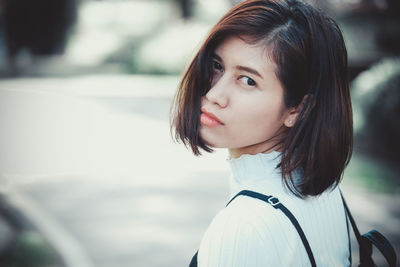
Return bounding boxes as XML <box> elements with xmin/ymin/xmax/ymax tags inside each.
<box><xmin>189</xmin><ymin>190</ymin><xmax>397</xmax><ymax>267</ymax></box>
<box><xmin>341</xmin><ymin>192</ymin><xmax>397</xmax><ymax>267</ymax></box>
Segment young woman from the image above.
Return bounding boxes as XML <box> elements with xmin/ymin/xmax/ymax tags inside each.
<box><xmin>171</xmin><ymin>0</ymin><xmax>353</xmax><ymax>266</ymax></box>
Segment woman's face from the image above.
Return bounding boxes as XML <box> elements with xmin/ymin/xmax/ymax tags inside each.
<box><xmin>199</xmin><ymin>36</ymin><xmax>294</xmax><ymax>158</ymax></box>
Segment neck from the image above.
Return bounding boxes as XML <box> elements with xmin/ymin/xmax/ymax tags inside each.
<box><xmin>229</xmin><ymin>143</ymin><xmax>282</xmax><ymax>159</ymax></box>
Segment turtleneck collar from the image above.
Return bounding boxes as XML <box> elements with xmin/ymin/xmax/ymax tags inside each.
<box><xmin>227</xmin><ymin>151</ymin><xmax>283</xmax><ymax>196</ymax></box>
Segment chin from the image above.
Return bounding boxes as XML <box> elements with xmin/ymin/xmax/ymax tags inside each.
<box><xmin>200</xmin><ymin>134</ymin><xmax>224</xmax><ymax>148</ymax></box>
<box><xmin>202</xmin><ymin>139</ymin><xmax>219</xmax><ymax>148</ymax></box>
<box><xmin>200</xmin><ymin>128</ymin><xmax>231</xmax><ymax>148</ymax></box>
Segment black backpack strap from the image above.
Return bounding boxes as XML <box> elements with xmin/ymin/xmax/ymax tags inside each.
<box><xmin>340</xmin><ymin>190</ymin><xmax>397</xmax><ymax>267</ymax></box>
<box><xmin>227</xmin><ymin>190</ymin><xmax>317</xmax><ymax>267</ymax></box>
<box><xmin>189</xmin><ymin>251</ymin><xmax>198</xmax><ymax>267</ymax></box>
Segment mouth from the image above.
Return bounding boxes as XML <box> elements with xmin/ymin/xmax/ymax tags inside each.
<box><xmin>200</xmin><ymin>108</ymin><xmax>224</xmax><ymax>127</ymax></box>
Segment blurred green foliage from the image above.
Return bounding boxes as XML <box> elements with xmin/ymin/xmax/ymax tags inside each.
<box><xmin>351</xmin><ymin>59</ymin><xmax>400</xmax><ymax>160</ymax></box>
<box><xmin>349</xmin><ymin>59</ymin><xmax>400</xmax><ymax>192</ymax></box>
<box><xmin>345</xmin><ymin>153</ymin><xmax>400</xmax><ymax>193</ymax></box>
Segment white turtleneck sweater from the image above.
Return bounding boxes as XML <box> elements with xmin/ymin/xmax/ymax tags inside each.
<box><xmin>197</xmin><ymin>151</ymin><xmax>350</xmax><ymax>267</ymax></box>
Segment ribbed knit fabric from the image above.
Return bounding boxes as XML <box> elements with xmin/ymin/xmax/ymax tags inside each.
<box><xmin>197</xmin><ymin>151</ymin><xmax>350</xmax><ymax>267</ymax></box>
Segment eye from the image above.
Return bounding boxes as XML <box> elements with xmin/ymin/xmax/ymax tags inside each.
<box><xmin>239</xmin><ymin>76</ymin><xmax>256</xmax><ymax>86</ymax></box>
<box><xmin>212</xmin><ymin>61</ymin><xmax>224</xmax><ymax>72</ymax></box>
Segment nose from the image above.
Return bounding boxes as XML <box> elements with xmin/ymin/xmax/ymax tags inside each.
<box><xmin>205</xmin><ymin>74</ymin><xmax>229</xmax><ymax>108</ymax></box>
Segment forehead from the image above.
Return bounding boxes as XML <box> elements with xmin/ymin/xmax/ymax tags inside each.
<box><xmin>214</xmin><ymin>36</ymin><xmax>277</xmax><ymax>73</ymax></box>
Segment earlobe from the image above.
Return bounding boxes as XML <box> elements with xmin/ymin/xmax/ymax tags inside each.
<box><xmin>284</xmin><ymin>115</ymin><xmax>297</xmax><ymax>128</ymax></box>
<box><xmin>283</xmin><ymin>106</ymin><xmax>297</xmax><ymax>127</ymax></box>
<box><xmin>284</xmin><ymin>94</ymin><xmax>314</xmax><ymax>128</ymax></box>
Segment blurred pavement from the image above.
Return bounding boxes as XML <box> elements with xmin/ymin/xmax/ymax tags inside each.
<box><xmin>0</xmin><ymin>75</ymin><xmax>399</xmax><ymax>267</ymax></box>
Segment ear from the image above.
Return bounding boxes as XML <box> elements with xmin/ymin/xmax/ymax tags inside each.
<box><xmin>284</xmin><ymin>94</ymin><xmax>314</xmax><ymax>128</ymax></box>
<box><xmin>283</xmin><ymin>106</ymin><xmax>298</xmax><ymax>128</ymax></box>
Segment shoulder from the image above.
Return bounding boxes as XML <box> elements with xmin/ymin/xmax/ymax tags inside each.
<box><xmin>197</xmin><ymin>195</ymin><xmax>301</xmax><ymax>267</ymax></box>
<box><xmin>204</xmin><ymin>195</ymin><xmax>275</xmax><ymax>241</ymax></box>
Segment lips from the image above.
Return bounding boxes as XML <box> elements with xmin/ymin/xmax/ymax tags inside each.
<box><xmin>200</xmin><ymin>108</ymin><xmax>224</xmax><ymax>127</ymax></box>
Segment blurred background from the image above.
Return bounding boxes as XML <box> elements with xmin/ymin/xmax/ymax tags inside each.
<box><xmin>0</xmin><ymin>0</ymin><xmax>399</xmax><ymax>266</ymax></box>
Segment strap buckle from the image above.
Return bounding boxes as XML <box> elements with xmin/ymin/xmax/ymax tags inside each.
<box><xmin>267</xmin><ymin>196</ymin><xmax>280</xmax><ymax>206</ymax></box>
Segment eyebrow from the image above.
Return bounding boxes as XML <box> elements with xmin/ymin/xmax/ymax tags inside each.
<box><xmin>212</xmin><ymin>53</ymin><xmax>222</xmax><ymax>62</ymax></box>
<box><xmin>236</xmin><ymin>65</ymin><xmax>263</xmax><ymax>80</ymax></box>
<box><xmin>212</xmin><ymin>53</ymin><xmax>264</xmax><ymax>80</ymax></box>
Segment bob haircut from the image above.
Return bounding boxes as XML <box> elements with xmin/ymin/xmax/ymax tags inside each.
<box><xmin>171</xmin><ymin>0</ymin><xmax>353</xmax><ymax>197</ymax></box>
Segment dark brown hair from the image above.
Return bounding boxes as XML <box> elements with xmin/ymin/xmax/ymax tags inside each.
<box><xmin>170</xmin><ymin>0</ymin><xmax>353</xmax><ymax>197</ymax></box>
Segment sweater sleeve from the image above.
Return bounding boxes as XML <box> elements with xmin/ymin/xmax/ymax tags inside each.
<box><xmin>197</xmin><ymin>197</ymin><xmax>300</xmax><ymax>267</ymax></box>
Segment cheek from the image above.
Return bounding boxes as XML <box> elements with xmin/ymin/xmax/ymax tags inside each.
<box><xmin>229</xmin><ymin>99</ymin><xmax>285</xmax><ymax>140</ymax></box>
